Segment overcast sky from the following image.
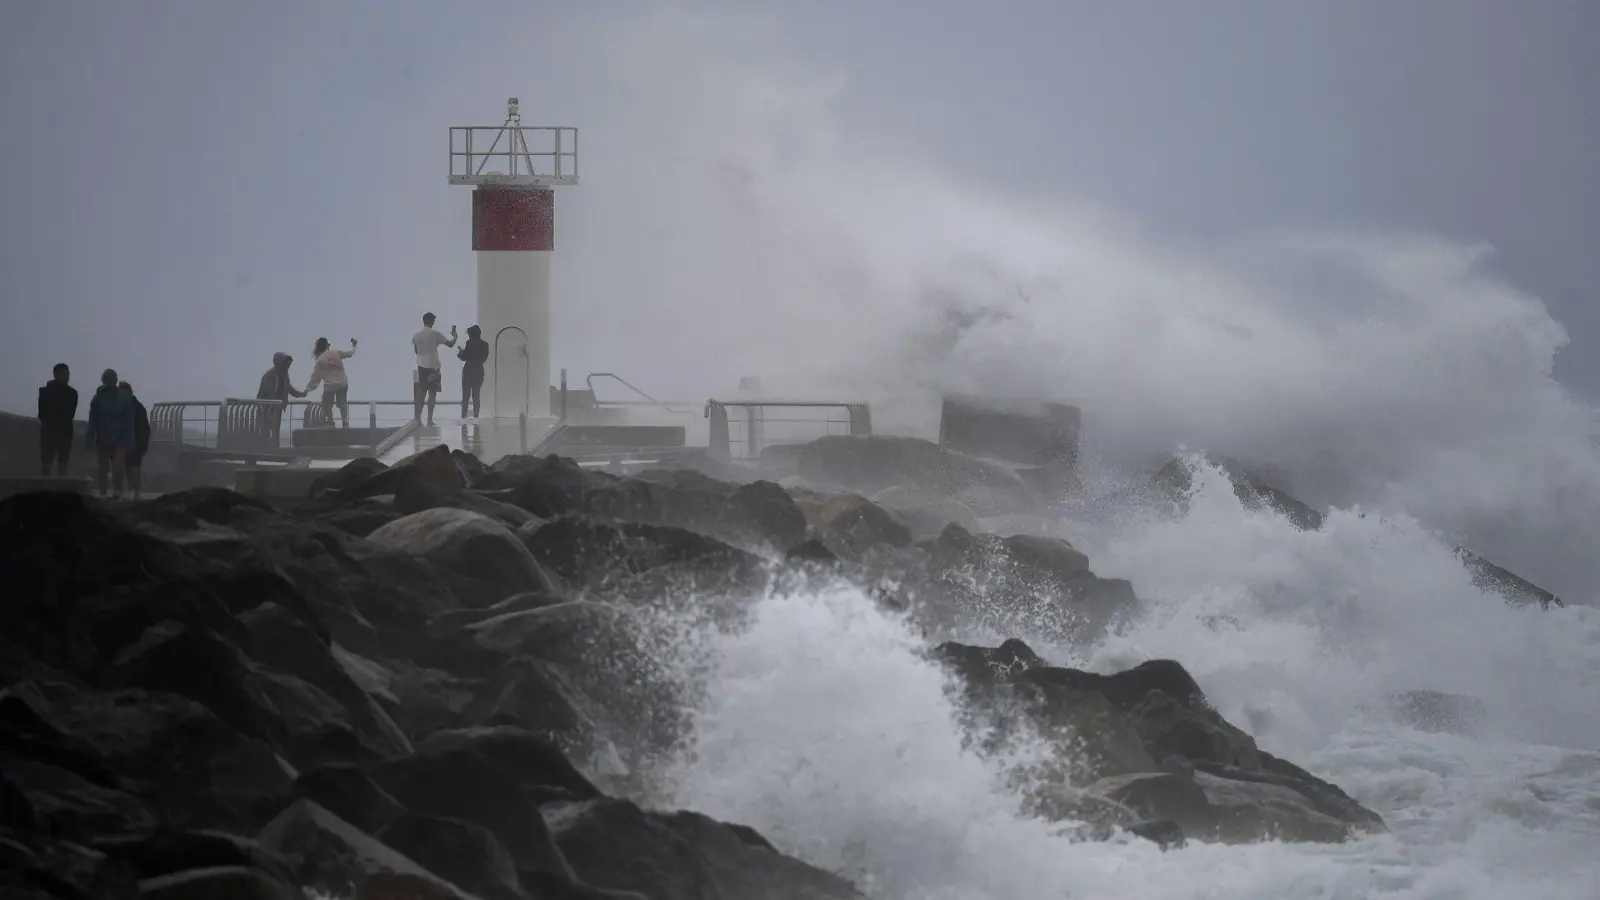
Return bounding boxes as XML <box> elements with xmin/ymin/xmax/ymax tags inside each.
<box><xmin>2</xmin><ymin>0</ymin><xmax>1597</xmax><ymax>410</ymax></box>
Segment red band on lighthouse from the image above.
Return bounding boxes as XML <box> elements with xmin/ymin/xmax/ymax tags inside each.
<box><xmin>473</xmin><ymin>187</ymin><xmax>554</xmax><ymax>251</ymax></box>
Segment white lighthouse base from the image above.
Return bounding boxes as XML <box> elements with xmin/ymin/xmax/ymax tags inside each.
<box><xmin>477</xmin><ymin>250</ymin><xmax>552</xmax><ymax>419</ymax></box>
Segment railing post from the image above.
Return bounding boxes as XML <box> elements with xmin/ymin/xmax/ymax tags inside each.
<box><xmin>519</xmin><ymin>412</ymin><xmax>528</xmax><ymax>454</ymax></box>
<box><xmin>369</xmin><ymin>401</ymin><xmax>378</xmax><ymax>454</ymax></box>
<box><xmin>559</xmin><ymin>368</ymin><xmax>568</xmax><ymax>421</ymax></box>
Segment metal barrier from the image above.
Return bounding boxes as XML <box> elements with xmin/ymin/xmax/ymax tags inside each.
<box><xmin>148</xmin><ymin>402</ymin><xmax>188</xmax><ymax>445</ymax></box>
<box><xmin>218</xmin><ymin>398</ymin><xmax>284</xmax><ymax>451</ymax></box>
<box><xmin>705</xmin><ymin>400</ymin><xmax>871</xmax><ymax>462</ymax></box>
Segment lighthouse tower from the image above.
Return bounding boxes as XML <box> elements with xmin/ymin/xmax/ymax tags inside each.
<box><xmin>449</xmin><ymin>99</ymin><xmax>578</xmax><ymax>419</ymax></box>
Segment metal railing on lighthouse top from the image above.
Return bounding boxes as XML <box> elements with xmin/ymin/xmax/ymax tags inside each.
<box><xmin>449</xmin><ymin>98</ymin><xmax>579</xmax><ymax>187</ymax></box>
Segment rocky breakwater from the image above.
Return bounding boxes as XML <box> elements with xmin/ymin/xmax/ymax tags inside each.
<box><xmin>1</xmin><ymin>439</ymin><xmax>1385</xmax><ymax>899</ymax></box>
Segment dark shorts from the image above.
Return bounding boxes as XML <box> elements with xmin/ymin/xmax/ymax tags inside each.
<box><xmin>416</xmin><ymin>367</ymin><xmax>442</xmax><ymax>393</ymax></box>
<box><xmin>40</xmin><ymin>429</ymin><xmax>72</xmax><ymax>466</ymax></box>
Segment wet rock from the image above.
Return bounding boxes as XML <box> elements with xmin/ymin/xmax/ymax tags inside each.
<box><xmin>936</xmin><ymin>640</ymin><xmax>1385</xmax><ymax>844</ymax></box>
<box><xmin>309</xmin><ymin>458</ymin><xmax>389</xmax><ymax>500</ymax></box>
<box><xmin>789</xmin><ymin>490</ymin><xmax>912</xmax><ymax>560</ymax></box>
<box><xmin>256</xmin><ymin>800</ymin><xmax>473</xmax><ymax>900</ymax></box>
<box><xmin>376</xmin><ymin>811</ymin><xmax>523</xmax><ymax>900</ymax></box>
<box><xmin>362</xmin><ymin>730</ymin><xmax>583</xmax><ymax>880</ymax></box>
<box><xmin>544</xmin><ymin>798</ymin><xmax>865</xmax><ymax>900</ymax></box>
<box><xmin>868</xmin><ymin>485</ymin><xmax>980</xmax><ymax>539</ymax></box>
<box><xmin>5</xmin><ymin>680</ymin><xmax>295</xmax><ymax>831</ymax></box>
<box><xmin>368</xmin><ymin>508</ymin><xmax>560</xmax><ymax>607</ymax></box>
<box><xmin>521</xmin><ymin>516</ymin><xmax>765</xmax><ymax>602</ymax></box>
<box><xmin>108</xmin><ymin>621</ymin><xmax>375</xmax><ymax>768</ymax></box>
<box><xmin>90</xmin><ymin>829</ymin><xmax>303</xmax><ymax>898</ymax></box>
<box><xmin>137</xmin><ymin>865</ymin><xmax>298</xmax><ymax>900</ymax></box>
<box><xmin>330</xmin><ymin>445</ymin><xmax>469</xmax><ymax>505</ymax></box>
<box><xmin>916</xmin><ymin>525</ymin><xmax>1137</xmax><ymax>645</ymax></box>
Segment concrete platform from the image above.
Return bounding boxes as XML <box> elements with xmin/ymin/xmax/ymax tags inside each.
<box><xmin>0</xmin><ymin>476</ymin><xmax>94</xmax><ymax>501</ymax></box>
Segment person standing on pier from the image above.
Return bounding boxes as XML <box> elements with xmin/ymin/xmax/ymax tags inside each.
<box><xmin>37</xmin><ymin>363</ymin><xmax>78</xmax><ymax>477</ymax></box>
<box><xmin>412</xmin><ymin>312</ymin><xmax>456</xmax><ymax>425</ymax></box>
<box><xmin>257</xmin><ymin>352</ymin><xmax>307</xmax><ymax>436</ymax></box>
<box><xmin>307</xmin><ymin>336</ymin><xmax>358</xmax><ymax>427</ymax></box>
<box><xmin>457</xmin><ymin>325</ymin><xmax>489</xmax><ymax>419</ymax></box>
<box><xmin>118</xmin><ymin>381</ymin><xmax>150</xmax><ymax>499</ymax></box>
<box><xmin>85</xmin><ymin>368</ymin><xmax>135</xmax><ymax>499</ymax></box>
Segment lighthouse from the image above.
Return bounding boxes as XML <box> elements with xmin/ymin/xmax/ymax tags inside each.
<box><xmin>449</xmin><ymin>99</ymin><xmax>578</xmax><ymax>419</ymax></box>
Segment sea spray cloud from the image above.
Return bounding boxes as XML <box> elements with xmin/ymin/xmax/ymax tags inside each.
<box><xmin>387</xmin><ymin>6</ymin><xmax>1596</xmax><ymax>597</ymax></box>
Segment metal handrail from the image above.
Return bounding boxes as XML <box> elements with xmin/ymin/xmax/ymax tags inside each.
<box><xmin>586</xmin><ymin>372</ymin><xmax>695</xmax><ymax>415</ymax></box>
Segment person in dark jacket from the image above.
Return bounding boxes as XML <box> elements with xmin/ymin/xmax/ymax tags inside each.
<box><xmin>119</xmin><ymin>381</ymin><xmax>151</xmax><ymax>499</ymax></box>
<box><xmin>457</xmin><ymin>325</ymin><xmax>489</xmax><ymax>418</ymax></box>
<box><xmin>256</xmin><ymin>352</ymin><xmax>305</xmax><ymax>434</ymax></box>
<box><xmin>85</xmin><ymin>368</ymin><xmax>136</xmax><ymax>499</ymax></box>
<box><xmin>37</xmin><ymin>362</ymin><xmax>78</xmax><ymax>476</ymax></box>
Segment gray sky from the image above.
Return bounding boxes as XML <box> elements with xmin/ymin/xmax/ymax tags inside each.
<box><xmin>2</xmin><ymin>0</ymin><xmax>1596</xmax><ymax>407</ymax></box>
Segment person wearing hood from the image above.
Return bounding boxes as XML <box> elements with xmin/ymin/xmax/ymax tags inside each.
<box><xmin>306</xmin><ymin>336</ymin><xmax>358</xmax><ymax>427</ymax></box>
<box><xmin>257</xmin><ymin>352</ymin><xmax>306</xmax><ymax>435</ymax></box>
<box><xmin>85</xmin><ymin>368</ymin><xmax>135</xmax><ymax>498</ymax></box>
<box><xmin>118</xmin><ymin>381</ymin><xmax>151</xmax><ymax>499</ymax></box>
<box><xmin>37</xmin><ymin>362</ymin><xmax>78</xmax><ymax>476</ymax></box>
<box><xmin>457</xmin><ymin>325</ymin><xmax>489</xmax><ymax>418</ymax></box>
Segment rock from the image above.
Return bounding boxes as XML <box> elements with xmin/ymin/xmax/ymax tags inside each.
<box><xmin>917</xmin><ymin>525</ymin><xmax>1136</xmax><ymax>645</ymax></box>
<box><xmin>376</xmin><ymin>812</ymin><xmax>523</xmax><ymax>900</ymax></box>
<box><xmin>256</xmin><ymin>800</ymin><xmax>473</xmax><ymax>900</ymax></box>
<box><xmin>137</xmin><ymin>865</ymin><xmax>299</xmax><ymax>900</ymax></box>
<box><xmin>429</xmin><ymin>591</ymin><xmax>564</xmax><ymax>632</ymax></box>
<box><xmin>293</xmin><ymin>764</ymin><xmax>407</xmax><ymax>836</ymax></box>
<box><xmin>310</xmin><ymin>458</ymin><xmax>389</xmax><ymax>500</ymax></box>
<box><xmin>386</xmin><ymin>477</ymin><xmax>541</xmax><ymax>531</ymax></box>
<box><xmin>90</xmin><ymin>830</ymin><xmax>304</xmax><ymax>898</ymax></box>
<box><xmin>521</xmin><ymin>516</ymin><xmax>765</xmax><ymax>603</ymax></box>
<box><xmin>1386</xmin><ymin>690</ymin><xmax>1487</xmax><ymax>735</ymax></box>
<box><xmin>6</xmin><ymin>680</ymin><xmax>295</xmax><ymax>831</ymax></box>
<box><xmin>788</xmin><ymin>491</ymin><xmax>912</xmax><ymax>559</ymax></box>
<box><xmin>0</xmin><ymin>832</ymin><xmax>140</xmax><ymax>900</ymax></box>
<box><xmin>868</xmin><ymin>485</ymin><xmax>980</xmax><ymax>539</ymax></box>
<box><xmin>108</xmin><ymin>621</ymin><xmax>376</xmax><ymax>768</ymax></box>
<box><xmin>465</xmin><ymin>604</ymin><xmax>687</xmax><ymax>765</ymax></box>
<box><xmin>717</xmin><ymin>480</ymin><xmax>808</xmax><ymax>551</ymax></box>
<box><xmin>345</xmin><ymin>445</ymin><xmax>469</xmax><ymax>502</ymax></box>
<box><xmin>237</xmin><ymin>602</ymin><xmax>413</xmax><ymax>759</ymax></box>
<box><xmin>0</xmin><ymin>755</ymin><xmax>157</xmax><ymax>840</ymax></box>
<box><xmin>935</xmin><ymin>640</ymin><xmax>1385</xmax><ymax>844</ymax></box>
<box><xmin>544</xmin><ymin>799</ymin><xmax>864</xmax><ymax>900</ymax></box>
<box><xmin>368</xmin><ymin>508</ymin><xmax>560</xmax><ymax>607</ymax></box>
<box><xmin>362</xmin><ymin>731</ymin><xmax>584</xmax><ymax>881</ymax></box>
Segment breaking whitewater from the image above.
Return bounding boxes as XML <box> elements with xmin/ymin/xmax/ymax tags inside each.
<box><xmin>655</xmin><ymin>456</ymin><xmax>1600</xmax><ymax>900</ymax></box>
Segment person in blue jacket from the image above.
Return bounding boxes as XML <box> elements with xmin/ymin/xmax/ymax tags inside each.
<box><xmin>85</xmin><ymin>368</ymin><xmax>136</xmax><ymax>499</ymax></box>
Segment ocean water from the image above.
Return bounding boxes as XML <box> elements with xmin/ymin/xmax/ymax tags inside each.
<box><xmin>662</xmin><ymin>462</ymin><xmax>1600</xmax><ymax>899</ymax></box>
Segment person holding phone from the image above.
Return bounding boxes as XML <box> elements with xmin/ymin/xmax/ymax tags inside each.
<box><xmin>411</xmin><ymin>312</ymin><xmax>456</xmax><ymax>425</ymax></box>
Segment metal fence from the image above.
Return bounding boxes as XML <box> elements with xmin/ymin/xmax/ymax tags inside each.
<box><xmin>146</xmin><ymin>399</ymin><xmax>420</xmax><ymax>453</ymax></box>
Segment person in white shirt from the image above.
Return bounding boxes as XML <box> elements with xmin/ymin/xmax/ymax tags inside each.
<box><xmin>306</xmin><ymin>336</ymin><xmax>358</xmax><ymax>427</ymax></box>
<box><xmin>412</xmin><ymin>312</ymin><xmax>456</xmax><ymax>424</ymax></box>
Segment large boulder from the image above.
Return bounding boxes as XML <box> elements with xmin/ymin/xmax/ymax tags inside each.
<box><xmin>868</xmin><ymin>485</ymin><xmax>980</xmax><ymax>540</ymax></box>
<box><xmin>913</xmin><ymin>525</ymin><xmax>1137</xmax><ymax>645</ymax></box>
<box><xmin>544</xmin><ymin>798</ymin><xmax>864</xmax><ymax>900</ymax></box>
<box><xmin>933</xmin><ymin>640</ymin><xmax>1385</xmax><ymax>845</ymax></box>
<box><xmin>368</xmin><ymin>508</ymin><xmax>561</xmax><ymax>608</ymax></box>
<box><xmin>325</xmin><ymin>445</ymin><xmax>468</xmax><ymax>504</ymax></box>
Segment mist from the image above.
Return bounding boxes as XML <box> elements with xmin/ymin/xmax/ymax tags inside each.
<box><xmin>2</xmin><ymin>0</ymin><xmax>1597</xmax><ymax>598</ymax></box>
